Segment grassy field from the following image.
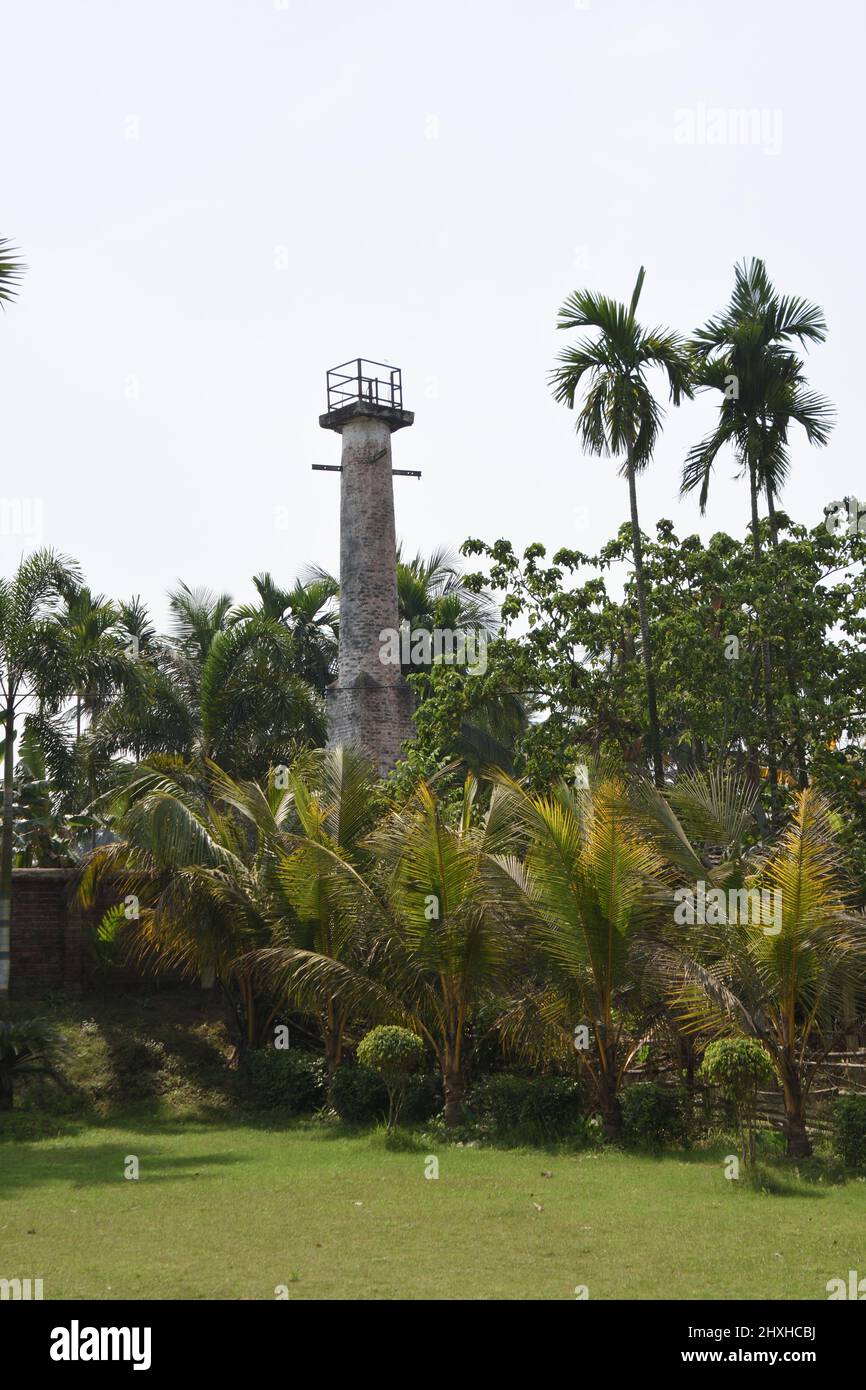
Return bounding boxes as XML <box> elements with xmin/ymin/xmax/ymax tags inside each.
<box><xmin>1</xmin><ymin>1119</ymin><xmax>864</xmax><ymax>1300</ymax></box>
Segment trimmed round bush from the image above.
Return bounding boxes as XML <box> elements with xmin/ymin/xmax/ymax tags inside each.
<box><xmin>357</xmin><ymin>1026</ymin><xmax>427</xmax><ymax>1076</ymax></box>
<box><xmin>243</xmin><ymin>1049</ymin><xmax>325</xmax><ymax>1112</ymax></box>
<box><xmin>699</xmin><ymin>1038</ymin><xmax>774</xmax><ymax>1102</ymax></box>
<box><xmin>699</xmin><ymin>1037</ymin><xmax>774</xmax><ymax>1165</ymax></box>
<box><xmin>466</xmin><ymin>1073</ymin><xmax>584</xmax><ymax>1143</ymax></box>
<box><xmin>330</xmin><ymin>1064</ymin><xmax>388</xmax><ymax>1125</ymax></box>
<box><xmin>832</xmin><ymin>1095</ymin><xmax>866</xmax><ymax>1173</ymax></box>
<box><xmin>621</xmin><ymin>1081</ymin><xmax>688</xmax><ymax>1151</ymax></box>
<box><xmin>356</xmin><ymin>1026</ymin><xmax>427</xmax><ymax>1127</ymax></box>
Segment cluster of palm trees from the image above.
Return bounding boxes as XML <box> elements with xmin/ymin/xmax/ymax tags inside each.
<box><xmin>551</xmin><ymin>257</ymin><xmax>833</xmax><ymax>809</ymax></box>
<box><xmin>84</xmin><ymin>745</ymin><xmax>866</xmax><ymax>1156</ymax></box>
<box><xmin>0</xmin><ymin>543</ymin><xmax>497</xmax><ymax>991</ymax></box>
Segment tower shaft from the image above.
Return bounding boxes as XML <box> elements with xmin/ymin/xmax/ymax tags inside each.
<box><xmin>319</xmin><ymin>363</ymin><xmax>415</xmax><ymax>776</ymax></box>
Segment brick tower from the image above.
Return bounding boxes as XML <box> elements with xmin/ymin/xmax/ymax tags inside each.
<box><xmin>318</xmin><ymin>359</ymin><xmax>416</xmax><ymax>776</ymax></box>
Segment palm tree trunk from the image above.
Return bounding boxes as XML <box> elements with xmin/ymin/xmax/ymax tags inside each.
<box><xmin>443</xmin><ymin>1053</ymin><xmax>465</xmax><ymax>1127</ymax></box>
<box><xmin>324</xmin><ymin>1005</ymin><xmax>343</xmax><ymax>1082</ymax></box>
<box><xmin>765</xmin><ymin>482</ymin><xmax>809</xmax><ymax>790</ymax></box>
<box><xmin>626</xmin><ymin>446</ymin><xmax>664</xmax><ymax>788</ymax></box>
<box><xmin>780</xmin><ymin>1066</ymin><xmax>811</xmax><ymax>1158</ymax></box>
<box><xmin>749</xmin><ymin>464</ymin><xmax>780</xmax><ymax>824</ymax></box>
<box><xmin>599</xmin><ymin>1074</ymin><xmax>623</xmax><ymax>1141</ymax></box>
<box><xmin>0</xmin><ymin>701</ymin><xmax>15</xmax><ymax>996</ymax></box>
<box><xmin>0</xmin><ymin>1066</ymin><xmax>13</xmax><ymax>1110</ymax></box>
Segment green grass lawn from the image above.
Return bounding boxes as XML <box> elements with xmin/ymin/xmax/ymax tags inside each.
<box><xmin>1</xmin><ymin>1119</ymin><xmax>863</xmax><ymax>1299</ymax></box>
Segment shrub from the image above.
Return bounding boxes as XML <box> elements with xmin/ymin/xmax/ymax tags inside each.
<box><xmin>330</xmin><ymin>1063</ymin><xmax>440</xmax><ymax>1127</ymax></box>
<box><xmin>403</xmin><ymin>1072</ymin><xmax>442</xmax><ymax>1123</ymax></box>
<box><xmin>0</xmin><ymin>1019</ymin><xmax>65</xmax><ymax>1111</ymax></box>
<box><xmin>330</xmin><ymin>1064</ymin><xmax>388</xmax><ymax>1125</ymax></box>
<box><xmin>832</xmin><ymin>1095</ymin><xmax>866</xmax><ymax>1173</ymax></box>
<box><xmin>356</xmin><ymin>1026</ymin><xmax>427</xmax><ymax>1128</ymax></box>
<box><xmin>621</xmin><ymin>1082</ymin><xmax>688</xmax><ymax>1151</ymax></box>
<box><xmin>466</xmin><ymin>1073</ymin><xmax>584</xmax><ymax>1143</ymax></box>
<box><xmin>699</xmin><ymin>1038</ymin><xmax>774</xmax><ymax>1166</ymax></box>
<box><xmin>242</xmin><ymin>1049</ymin><xmax>325</xmax><ymax>1113</ymax></box>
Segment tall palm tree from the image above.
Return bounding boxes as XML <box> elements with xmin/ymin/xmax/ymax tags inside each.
<box><xmin>96</xmin><ymin>583</ymin><xmax>325</xmax><ymax>779</ymax></box>
<box><xmin>396</xmin><ymin>545</ymin><xmax>497</xmax><ymax>649</ymax></box>
<box><xmin>232</xmin><ymin>570</ymin><xmax>339</xmax><ymax>696</ymax></box>
<box><xmin>682</xmin><ymin>258</ymin><xmax>834</xmax><ymax>810</ymax></box>
<box><xmin>164</xmin><ymin>582</ymin><xmax>235</xmax><ymax>705</ymax></box>
<box><xmin>0</xmin><ymin>239</ymin><xmax>24</xmax><ymax>307</ymax></box>
<box><xmin>393</xmin><ymin>545</ymin><xmax>528</xmax><ymax>772</ymax></box>
<box><xmin>27</xmin><ymin>590</ymin><xmax>166</xmax><ymax>842</ymax></box>
<box><xmin>0</xmin><ymin>549</ymin><xmax>81</xmax><ymax>994</ymax></box>
<box><xmin>551</xmin><ymin>267</ymin><xmax>692</xmax><ymax>787</ymax></box>
<box><xmin>6</xmin><ymin>725</ymin><xmax>78</xmax><ymax>867</ymax></box>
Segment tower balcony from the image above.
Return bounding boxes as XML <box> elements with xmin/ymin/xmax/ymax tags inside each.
<box><xmin>319</xmin><ymin>358</ymin><xmax>414</xmax><ymax>433</ymax></box>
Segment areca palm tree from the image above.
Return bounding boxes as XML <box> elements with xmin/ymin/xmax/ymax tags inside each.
<box><xmin>8</xmin><ymin>724</ymin><xmax>80</xmax><ymax>867</ymax></box>
<box><xmin>52</xmin><ymin>586</ymin><xmax>131</xmax><ymax>741</ymax></box>
<box><xmin>0</xmin><ymin>549</ymin><xmax>81</xmax><ymax>993</ymax></box>
<box><xmin>682</xmin><ymin>258</ymin><xmax>834</xmax><ymax>810</ymax></box>
<box><xmin>683</xmin><ymin>259</ymin><xmax>832</xmax><ymax>518</ymax></box>
<box><xmin>165</xmin><ymin>582</ymin><xmax>235</xmax><ymax>704</ymax></box>
<box><xmin>551</xmin><ymin>267</ymin><xmax>692</xmax><ymax>787</ymax></box>
<box><xmin>363</xmin><ymin>775</ymin><xmax>523</xmax><ymax>1122</ymax></box>
<box><xmin>0</xmin><ymin>238</ymin><xmax>24</xmax><ymax>306</ymax></box>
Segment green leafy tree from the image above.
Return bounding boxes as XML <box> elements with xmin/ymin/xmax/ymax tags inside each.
<box><xmin>458</xmin><ymin>517</ymin><xmax>866</xmax><ymax>843</ymax></box>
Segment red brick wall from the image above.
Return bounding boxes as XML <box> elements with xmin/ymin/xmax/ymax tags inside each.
<box><xmin>9</xmin><ymin>869</ymin><xmax>185</xmax><ymax>998</ymax></box>
<box><xmin>10</xmin><ymin>869</ymin><xmax>83</xmax><ymax>998</ymax></box>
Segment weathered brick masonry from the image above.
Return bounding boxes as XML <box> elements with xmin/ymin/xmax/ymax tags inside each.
<box><xmin>8</xmin><ymin>870</ymin><xmax>165</xmax><ymax>998</ymax></box>
<box><xmin>9</xmin><ymin>868</ymin><xmax>84</xmax><ymax>998</ymax></box>
<box><xmin>320</xmin><ymin>398</ymin><xmax>416</xmax><ymax>775</ymax></box>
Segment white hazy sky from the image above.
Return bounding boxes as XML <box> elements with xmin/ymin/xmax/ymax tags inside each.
<box><xmin>1</xmin><ymin>0</ymin><xmax>863</xmax><ymax>629</ymax></box>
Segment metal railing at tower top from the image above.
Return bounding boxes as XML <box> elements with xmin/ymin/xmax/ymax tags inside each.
<box><xmin>325</xmin><ymin>359</ymin><xmax>403</xmax><ymax>414</ymax></box>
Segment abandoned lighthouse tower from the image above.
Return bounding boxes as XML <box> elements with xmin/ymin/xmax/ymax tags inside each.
<box><xmin>318</xmin><ymin>359</ymin><xmax>417</xmax><ymax>776</ymax></box>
